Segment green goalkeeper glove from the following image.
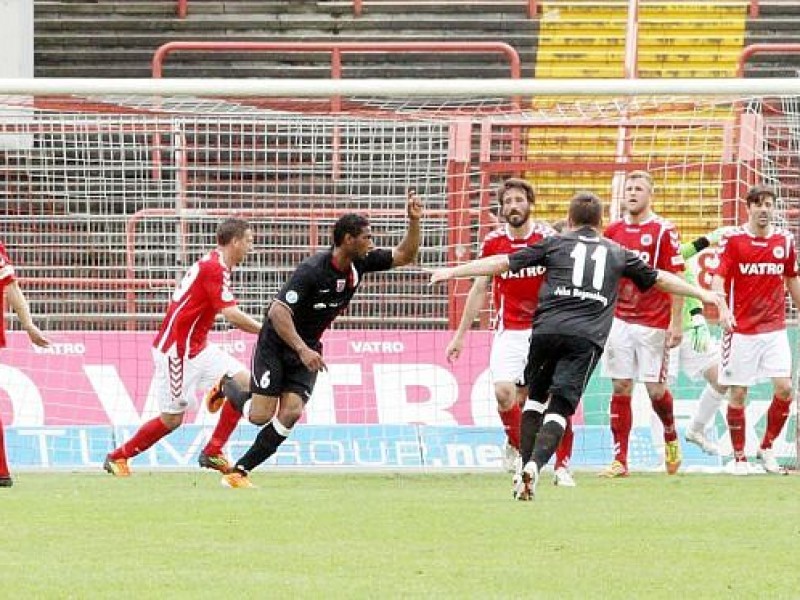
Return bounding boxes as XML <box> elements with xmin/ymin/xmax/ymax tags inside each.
<box><xmin>707</xmin><ymin>226</ymin><xmax>737</xmax><ymax>246</ymax></box>
<box><xmin>688</xmin><ymin>312</ymin><xmax>711</xmax><ymax>353</ymax></box>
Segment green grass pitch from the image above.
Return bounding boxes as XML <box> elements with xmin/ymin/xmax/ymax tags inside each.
<box><xmin>2</xmin><ymin>471</ymin><xmax>798</xmax><ymax>598</ymax></box>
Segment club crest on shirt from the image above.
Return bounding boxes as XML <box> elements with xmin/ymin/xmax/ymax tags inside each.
<box><xmin>285</xmin><ymin>290</ymin><xmax>299</xmax><ymax>304</ymax></box>
<box><xmin>773</xmin><ymin>246</ymin><xmax>785</xmax><ymax>260</ymax></box>
<box><xmin>641</xmin><ymin>234</ymin><xmax>653</xmax><ymax>246</ymax></box>
<box><xmin>336</xmin><ymin>279</ymin><xmax>346</xmax><ymax>292</ymax></box>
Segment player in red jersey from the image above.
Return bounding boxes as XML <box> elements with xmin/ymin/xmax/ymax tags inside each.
<box><xmin>103</xmin><ymin>219</ymin><xmax>262</xmax><ymax>477</ymax></box>
<box><xmin>0</xmin><ymin>242</ymin><xmax>50</xmax><ymax>487</ymax></box>
<box><xmin>445</xmin><ymin>179</ymin><xmax>575</xmax><ymax>486</ymax></box>
<box><xmin>711</xmin><ymin>185</ymin><xmax>800</xmax><ymax>475</ymax></box>
<box><xmin>600</xmin><ymin>170</ymin><xmax>686</xmax><ymax>477</ymax></box>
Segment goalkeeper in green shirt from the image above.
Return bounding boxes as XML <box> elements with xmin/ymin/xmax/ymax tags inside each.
<box><xmin>671</xmin><ymin>227</ymin><xmax>733</xmax><ymax>455</ymax></box>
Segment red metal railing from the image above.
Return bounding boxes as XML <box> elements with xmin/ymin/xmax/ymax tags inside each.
<box><xmin>150</xmin><ymin>40</ymin><xmax>522</xmax><ymax>181</ymax></box>
<box><xmin>749</xmin><ymin>0</ymin><xmax>759</xmax><ymax>18</ymax></box>
<box><xmin>736</xmin><ymin>42</ymin><xmax>800</xmax><ymax>77</ymax></box>
<box><xmin>177</xmin><ymin>0</ymin><xmax>187</xmax><ymax>18</ymax></box>
<box><xmin>352</xmin><ymin>0</ymin><xmax>538</xmax><ymax>18</ymax></box>
<box><xmin>152</xmin><ymin>41</ymin><xmax>521</xmax><ymax>110</ymax></box>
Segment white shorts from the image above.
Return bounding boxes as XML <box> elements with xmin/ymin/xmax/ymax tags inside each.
<box><xmin>667</xmin><ymin>338</ymin><xmax>719</xmax><ymax>384</ymax></box>
<box><xmin>489</xmin><ymin>328</ymin><xmax>530</xmax><ymax>386</ymax></box>
<box><xmin>718</xmin><ymin>329</ymin><xmax>792</xmax><ymax>387</ymax></box>
<box><xmin>152</xmin><ymin>344</ymin><xmax>246</xmax><ymax>414</ymax></box>
<box><xmin>602</xmin><ymin>318</ymin><xmax>669</xmax><ymax>383</ymax></box>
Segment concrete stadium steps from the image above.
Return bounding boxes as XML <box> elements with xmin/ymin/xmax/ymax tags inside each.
<box><xmin>744</xmin><ymin>1</ymin><xmax>800</xmax><ymax>76</ymax></box>
<box><xmin>35</xmin><ymin>1</ymin><xmax>537</xmax><ymax>78</ymax></box>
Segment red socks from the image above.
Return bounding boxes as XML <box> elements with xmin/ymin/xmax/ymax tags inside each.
<box><xmin>761</xmin><ymin>395</ymin><xmax>791</xmax><ymax>451</ymax></box>
<box><xmin>203</xmin><ymin>400</ymin><xmax>242</xmax><ymax>456</ymax></box>
<box><xmin>651</xmin><ymin>389</ymin><xmax>677</xmax><ymax>443</ymax></box>
<box><xmin>498</xmin><ymin>402</ymin><xmax>522</xmax><ymax>450</ymax></box>
<box><xmin>610</xmin><ymin>394</ymin><xmax>632</xmax><ymax>465</ymax></box>
<box><xmin>555</xmin><ymin>419</ymin><xmax>574</xmax><ymax>470</ymax></box>
<box><xmin>726</xmin><ymin>405</ymin><xmax>746</xmax><ymax>461</ymax></box>
<box><xmin>0</xmin><ymin>417</ymin><xmax>9</xmax><ymax>477</ymax></box>
<box><xmin>109</xmin><ymin>417</ymin><xmax>172</xmax><ymax>460</ymax></box>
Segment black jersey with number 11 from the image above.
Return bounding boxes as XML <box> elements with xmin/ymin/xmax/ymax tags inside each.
<box><xmin>507</xmin><ymin>226</ymin><xmax>659</xmax><ymax>348</ymax></box>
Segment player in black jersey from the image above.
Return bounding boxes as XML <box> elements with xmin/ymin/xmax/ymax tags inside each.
<box><xmin>431</xmin><ymin>191</ymin><xmax>733</xmax><ymax>500</ymax></box>
<box><xmin>219</xmin><ymin>190</ymin><xmax>423</xmax><ymax>487</ymax></box>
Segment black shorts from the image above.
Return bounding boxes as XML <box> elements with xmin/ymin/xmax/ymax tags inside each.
<box><xmin>250</xmin><ymin>327</ymin><xmax>318</xmax><ymax>402</ymax></box>
<box><xmin>523</xmin><ymin>333</ymin><xmax>602</xmax><ymax>412</ymax></box>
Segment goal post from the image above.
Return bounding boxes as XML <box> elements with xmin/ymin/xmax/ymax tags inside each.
<box><xmin>0</xmin><ymin>78</ymin><xmax>798</xmax><ymax>473</ymax></box>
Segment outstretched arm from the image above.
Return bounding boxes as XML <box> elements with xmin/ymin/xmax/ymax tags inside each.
<box><xmin>430</xmin><ymin>255</ymin><xmax>510</xmax><ymax>284</ymax></box>
<box><xmin>392</xmin><ymin>188</ymin><xmax>423</xmax><ymax>267</ymax></box>
<box><xmin>221</xmin><ymin>306</ymin><xmax>262</xmax><ymax>335</ymax></box>
<box><xmin>5</xmin><ymin>281</ymin><xmax>50</xmax><ymax>347</ymax></box>
<box><xmin>655</xmin><ymin>270</ymin><xmax>734</xmax><ymax>331</ymax></box>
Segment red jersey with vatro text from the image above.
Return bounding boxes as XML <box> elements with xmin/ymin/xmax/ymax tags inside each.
<box><xmin>712</xmin><ymin>226</ymin><xmax>798</xmax><ymax>334</ymax></box>
<box><xmin>604</xmin><ymin>214</ymin><xmax>684</xmax><ymax>329</ymax></box>
<box><xmin>0</xmin><ymin>242</ymin><xmax>17</xmax><ymax>349</ymax></box>
<box><xmin>153</xmin><ymin>249</ymin><xmax>238</xmax><ymax>358</ymax></box>
<box><xmin>480</xmin><ymin>222</ymin><xmax>555</xmax><ymax>330</ymax></box>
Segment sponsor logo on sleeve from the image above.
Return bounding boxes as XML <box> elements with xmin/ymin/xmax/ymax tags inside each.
<box><xmin>286</xmin><ymin>290</ymin><xmax>299</xmax><ymax>304</ymax></box>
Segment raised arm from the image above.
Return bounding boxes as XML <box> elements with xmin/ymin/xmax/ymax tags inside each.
<box><xmin>5</xmin><ymin>281</ymin><xmax>50</xmax><ymax>347</ymax></box>
<box><xmin>392</xmin><ymin>188</ymin><xmax>423</xmax><ymax>267</ymax></box>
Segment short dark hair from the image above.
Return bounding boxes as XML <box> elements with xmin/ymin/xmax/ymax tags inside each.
<box><xmin>216</xmin><ymin>218</ymin><xmax>251</xmax><ymax>246</ymax></box>
<box><xmin>496</xmin><ymin>178</ymin><xmax>535</xmax><ymax>205</ymax></box>
<box><xmin>333</xmin><ymin>213</ymin><xmax>369</xmax><ymax>246</ymax></box>
<box><xmin>568</xmin><ymin>191</ymin><xmax>602</xmax><ymax>228</ymax></box>
<box><xmin>745</xmin><ymin>184</ymin><xmax>776</xmax><ymax>206</ymax></box>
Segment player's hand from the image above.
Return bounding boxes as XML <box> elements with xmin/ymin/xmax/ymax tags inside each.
<box><xmin>688</xmin><ymin>313</ymin><xmax>711</xmax><ymax>353</ymax></box>
<box><xmin>407</xmin><ymin>188</ymin><xmax>423</xmax><ymax>221</ymax></box>
<box><xmin>298</xmin><ymin>346</ymin><xmax>327</xmax><ymax>372</ymax></box>
<box><xmin>707</xmin><ymin>226</ymin><xmax>736</xmax><ymax>246</ymax></box>
<box><xmin>701</xmin><ymin>290</ymin><xmax>736</xmax><ymax>332</ymax></box>
<box><xmin>429</xmin><ymin>268</ymin><xmax>455</xmax><ymax>285</ymax></box>
<box><xmin>25</xmin><ymin>324</ymin><xmax>50</xmax><ymax>348</ymax></box>
<box><xmin>445</xmin><ymin>337</ymin><xmax>463</xmax><ymax>363</ymax></box>
<box><xmin>666</xmin><ymin>323</ymin><xmax>683</xmax><ymax>349</ymax></box>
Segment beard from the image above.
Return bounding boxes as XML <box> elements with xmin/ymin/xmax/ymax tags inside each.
<box><xmin>504</xmin><ymin>210</ymin><xmax>530</xmax><ymax>227</ymax></box>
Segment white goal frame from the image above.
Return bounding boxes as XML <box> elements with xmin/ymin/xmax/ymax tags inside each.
<box><xmin>1</xmin><ymin>76</ymin><xmax>798</xmax><ymax>472</ymax></box>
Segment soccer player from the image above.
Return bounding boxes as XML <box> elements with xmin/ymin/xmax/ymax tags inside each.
<box><xmin>103</xmin><ymin>218</ymin><xmax>262</xmax><ymax>477</ymax></box>
<box><xmin>0</xmin><ymin>241</ymin><xmax>50</xmax><ymax>487</ymax></box>
<box><xmin>430</xmin><ymin>191</ymin><xmax>732</xmax><ymax>501</ymax></box>
<box><xmin>675</xmin><ymin>229</ymin><xmax>733</xmax><ymax>456</ymax></box>
<box><xmin>711</xmin><ymin>185</ymin><xmax>800</xmax><ymax>475</ymax></box>
<box><xmin>444</xmin><ymin>179</ymin><xmax>560</xmax><ymax>475</ymax></box>
<box><xmin>601</xmin><ymin>170</ymin><xmax>685</xmax><ymax>477</ymax></box>
<box><xmin>219</xmin><ymin>190</ymin><xmax>423</xmax><ymax>488</ymax></box>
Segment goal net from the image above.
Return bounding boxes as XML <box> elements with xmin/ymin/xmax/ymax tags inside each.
<box><xmin>1</xmin><ymin>81</ymin><xmax>798</xmax><ymax>473</ymax></box>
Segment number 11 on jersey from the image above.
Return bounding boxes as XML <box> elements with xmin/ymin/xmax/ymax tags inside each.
<box><xmin>570</xmin><ymin>242</ymin><xmax>608</xmax><ymax>290</ymax></box>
